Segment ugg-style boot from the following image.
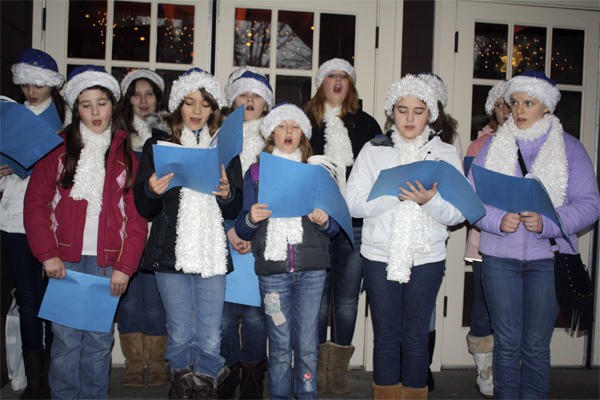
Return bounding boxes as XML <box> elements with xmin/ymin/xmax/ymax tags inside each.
<box><xmin>327</xmin><ymin>343</ymin><xmax>354</xmax><ymax>394</ymax></box>
<box><xmin>168</xmin><ymin>368</ymin><xmax>196</xmax><ymax>400</ymax></box>
<box><xmin>239</xmin><ymin>359</ymin><xmax>267</xmax><ymax>399</ymax></box>
<box><xmin>120</xmin><ymin>332</ymin><xmax>145</xmax><ymax>387</ymax></box>
<box><xmin>466</xmin><ymin>333</ymin><xmax>494</xmax><ymax>398</ymax></box>
<box><xmin>426</xmin><ymin>330</ymin><xmax>435</xmax><ymax>392</ymax></box>
<box><xmin>372</xmin><ymin>383</ymin><xmax>402</xmax><ymax>399</ymax></box>
<box><xmin>399</xmin><ymin>384</ymin><xmax>428</xmax><ymax>399</ymax></box>
<box><xmin>217</xmin><ymin>364</ymin><xmax>239</xmax><ymax>399</ymax></box>
<box><xmin>194</xmin><ymin>373</ymin><xmax>218</xmax><ymax>400</ymax></box>
<box><xmin>143</xmin><ymin>334</ymin><xmax>169</xmax><ymax>386</ymax></box>
<box><xmin>317</xmin><ymin>342</ymin><xmax>330</xmax><ymax>394</ymax></box>
<box><xmin>20</xmin><ymin>350</ymin><xmax>45</xmax><ymax>399</ymax></box>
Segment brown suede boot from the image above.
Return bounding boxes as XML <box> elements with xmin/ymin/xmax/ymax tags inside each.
<box><xmin>327</xmin><ymin>343</ymin><xmax>354</xmax><ymax>394</ymax></box>
<box><xmin>372</xmin><ymin>383</ymin><xmax>402</xmax><ymax>399</ymax></box>
<box><xmin>143</xmin><ymin>334</ymin><xmax>169</xmax><ymax>386</ymax></box>
<box><xmin>399</xmin><ymin>384</ymin><xmax>428</xmax><ymax>399</ymax></box>
<box><xmin>317</xmin><ymin>342</ymin><xmax>330</xmax><ymax>395</ymax></box>
<box><xmin>120</xmin><ymin>332</ymin><xmax>145</xmax><ymax>387</ymax></box>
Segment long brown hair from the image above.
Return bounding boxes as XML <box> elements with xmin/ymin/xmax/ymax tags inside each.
<box><xmin>59</xmin><ymin>86</ymin><xmax>133</xmax><ymax>190</ymax></box>
<box><xmin>167</xmin><ymin>88</ymin><xmax>224</xmax><ymax>144</ymax></box>
<box><xmin>304</xmin><ymin>76</ymin><xmax>359</xmax><ymax>129</ymax></box>
<box><xmin>118</xmin><ymin>77</ymin><xmax>165</xmax><ymax>135</ymax></box>
<box><xmin>429</xmin><ymin>102</ymin><xmax>459</xmax><ymax>144</ymax></box>
<box><xmin>261</xmin><ymin>132</ymin><xmax>313</xmax><ymax>163</ymax></box>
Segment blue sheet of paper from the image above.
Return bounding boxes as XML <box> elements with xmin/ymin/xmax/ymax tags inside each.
<box><xmin>471</xmin><ymin>164</ymin><xmax>565</xmax><ymax>234</ymax></box>
<box><xmin>464</xmin><ymin>156</ymin><xmax>475</xmax><ymax>176</ymax></box>
<box><xmin>152</xmin><ymin>106</ymin><xmax>244</xmax><ymax>194</ymax></box>
<box><xmin>0</xmin><ymin>101</ymin><xmax>63</xmax><ymax>179</ymax></box>
<box><xmin>38</xmin><ymin>270</ymin><xmax>119</xmax><ymax>333</ymax></box>
<box><xmin>225</xmin><ymin>244</ymin><xmax>261</xmax><ymax>307</ymax></box>
<box><xmin>367</xmin><ymin>160</ymin><xmax>485</xmax><ymax>224</ymax></box>
<box><xmin>257</xmin><ymin>152</ymin><xmax>354</xmax><ymax>246</ymax></box>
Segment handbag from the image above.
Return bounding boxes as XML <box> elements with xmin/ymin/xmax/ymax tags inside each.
<box><xmin>517</xmin><ymin>148</ymin><xmax>594</xmax><ymax>331</ymax></box>
<box><xmin>5</xmin><ymin>289</ymin><xmax>27</xmax><ymax>391</ymax></box>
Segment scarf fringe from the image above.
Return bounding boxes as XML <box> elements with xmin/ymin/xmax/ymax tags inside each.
<box><xmin>323</xmin><ymin>105</ymin><xmax>354</xmax><ymax>167</ymax></box>
<box><xmin>240</xmin><ymin>119</ymin><xmax>265</xmax><ymax>174</ymax></box>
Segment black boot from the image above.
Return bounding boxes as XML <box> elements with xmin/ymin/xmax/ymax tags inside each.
<box><xmin>20</xmin><ymin>350</ymin><xmax>45</xmax><ymax>399</ymax></box>
<box><xmin>194</xmin><ymin>373</ymin><xmax>218</xmax><ymax>400</ymax></box>
<box><xmin>168</xmin><ymin>369</ymin><xmax>196</xmax><ymax>400</ymax></box>
<box><xmin>239</xmin><ymin>360</ymin><xmax>267</xmax><ymax>399</ymax></box>
<box><xmin>217</xmin><ymin>364</ymin><xmax>239</xmax><ymax>399</ymax></box>
<box><xmin>427</xmin><ymin>330</ymin><xmax>436</xmax><ymax>392</ymax></box>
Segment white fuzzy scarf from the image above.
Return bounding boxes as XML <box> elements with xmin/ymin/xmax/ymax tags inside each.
<box><xmin>130</xmin><ymin>114</ymin><xmax>153</xmax><ymax>152</ymax></box>
<box><xmin>25</xmin><ymin>97</ymin><xmax>52</xmax><ymax>116</ymax></box>
<box><xmin>264</xmin><ymin>148</ymin><xmax>304</xmax><ymax>261</ymax></box>
<box><xmin>387</xmin><ymin>126</ymin><xmax>432</xmax><ymax>283</ymax></box>
<box><xmin>484</xmin><ymin>114</ymin><xmax>567</xmax><ymax>207</ymax></box>
<box><xmin>240</xmin><ymin>119</ymin><xmax>265</xmax><ymax>174</ymax></box>
<box><xmin>323</xmin><ymin>104</ymin><xmax>354</xmax><ymax>167</ymax></box>
<box><xmin>175</xmin><ymin>125</ymin><xmax>228</xmax><ymax>276</ymax></box>
<box><xmin>70</xmin><ymin>122</ymin><xmax>111</xmax><ymax>217</ymax></box>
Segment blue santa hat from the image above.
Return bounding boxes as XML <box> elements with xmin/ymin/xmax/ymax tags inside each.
<box><xmin>504</xmin><ymin>71</ymin><xmax>561</xmax><ymax>113</ymax></box>
<box><xmin>120</xmin><ymin>69</ymin><xmax>165</xmax><ymax>95</ymax></box>
<box><xmin>11</xmin><ymin>48</ymin><xmax>64</xmax><ymax>88</ymax></box>
<box><xmin>64</xmin><ymin>65</ymin><xmax>121</xmax><ymax>109</ymax></box>
<box><xmin>168</xmin><ymin>67</ymin><xmax>226</xmax><ymax>112</ymax></box>
<box><xmin>260</xmin><ymin>103</ymin><xmax>312</xmax><ymax>140</ymax></box>
<box><xmin>226</xmin><ymin>68</ymin><xmax>274</xmax><ymax>110</ymax></box>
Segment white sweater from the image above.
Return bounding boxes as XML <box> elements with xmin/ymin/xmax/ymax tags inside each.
<box><xmin>346</xmin><ymin>136</ymin><xmax>465</xmax><ymax>266</ymax></box>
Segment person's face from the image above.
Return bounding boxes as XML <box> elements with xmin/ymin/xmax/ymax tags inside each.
<box><xmin>20</xmin><ymin>84</ymin><xmax>52</xmax><ymax>106</ymax></box>
<box><xmin>393</xmin><ymin>96</ymin><xmax>430</xmax><ymax>141</ymax></box>
<box><xmin>77</xmin><ymin>88</ymin><xmax>113</xmax><ymax>134</ymax></box>
<box><xmin>322</xmin><ymin>70</ymin><xmax>350</xmax><ymax>107</ymax></box>
<box><xmin>493</xmin><ymin>97</ymin><xmax>511</xmax><ymax>126</ymax></box>
<box><xmin>180</xmin><ymin>90</ymin><xmax>213</xmax><ymax>131</ymax></box>
<box><xmin>234</xmin><ymin>92</ymin><xmax>267</xmax><ymax>122</ymax></box>
<box><xmin>130</xmin><ymin>79</ymin><xmax>157</xmax><ymax>118</ymax></box>
<box><xmin>273</xmin><ymin>120</ymin><xmax>303</xmax><ymax>154</ymax></box>
<box><xmin>509</xmin><ymin>92</ymin><xmax>548</xmax><ymax>130</ymax></box>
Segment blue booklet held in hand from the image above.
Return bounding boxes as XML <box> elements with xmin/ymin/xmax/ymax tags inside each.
<box><xmin>367</xmin><ymin>160</ymin><xmax>485</xmax><ymax>224</ymax></box>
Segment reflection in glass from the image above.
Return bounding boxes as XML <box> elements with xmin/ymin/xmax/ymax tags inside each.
<box><xmin>277</xmin><ymin>11</ymin><xmax>313</xmax><ymax>70</ymax></box>
<box><xmin>473</xmin><ymin>23</ymin><xmax>507</xmax><ymax>80</ymax></box>
<box><xmin>68</xmin><ymin>1</ymin><xmax>107</xmax><ymax>59</ymax></box>
<box><xmin>554</xmin><ymin>91</ymin><xmax>581</xmax><ymax>139</ymax></box>
<box><xmin>470</xmin><ymin>85</ymin><xmax>492</xmax><ymax>140</ymax></box>
<box><xmin>113</xmin><ymin>1</ymin><xmax>151</xmax><ymax>62</ymax></box>
<box><xmin>552</xmin><ymin>29</ymin><xmax>584</xmax><ymax>85</ymax></box>
<box><xmin>234</xmin><ymin>8</ymin><xmax>272</xmax><ymax>67</ymax></box>
<box><xmin>319</xmin><ymin>13</ymin><xmax>355</xmax><ymax>66</ymax></box>
<box><xmin>275</xmin><ymin>75</ymin><xmax>311</xmax><ymax>108</ymax></box>
<box><xmin>157</xmin><ymin>4</ymin><xmax>194</xmax><ymax>64</ymax></box>
<box><xmin>513</xmin><ymin>25</ymin><xmax>546</xmax><ymax>76</ymax></box>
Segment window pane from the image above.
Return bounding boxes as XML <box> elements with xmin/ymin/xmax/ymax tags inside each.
<box><xmin>157</xmin><ymin>4</ymin><xmax>194</xmax><ymax>64</ymax></box>
<box><xmin>277</xmin><ymin>11</ymin><xmax>313</xmax><ymax>70</ymax></box>
<box><xmin>234</xmin><ymin>8</ymin><xmax>272</xmax><ymax>67</ymax></box>
<box><xmin>554</xmin><ymin>90</ymin><xmax>581</xmax><ymax>139</ymax></box>
<box><xmin>319</xmin><ymin>13</ymin><xmax>355</xmax><ymax>66</ymax></box>
<box><xmin>551</xmin><ymin>28</ymin><xmax>584</xmax><ymax>85</ymax></box>
<box><xmin>473</xmin><ymin>23</ymin><xmax>508</xmax><ymax>80</ymax></box>
<box><xmin>113</xmin><ymin>1</ymin><xmax>151</xmax><ymax>62</ymax></box>
<box><xmin>68</xmin><ymin>0</ymin><xmax>107</xmax><ymax>59</ymax></box>
<box><xmin>275</xmin><ymin>75</ymin><xmax>311</xmax><ymax>107</ymax></box>
<box><xmin>156</xmin><ymin>69</ymin><xmax>187</xmax><ymax>98</ymax></box>
<box><xmin>513</xmin><ymin>25</ymin><xmax>547</xmax><ymax>75</ymax></box>
<box><xmin>470</xmin><ymin>85</ymin><xmax>492</xmax><ymax>140</ymax></box>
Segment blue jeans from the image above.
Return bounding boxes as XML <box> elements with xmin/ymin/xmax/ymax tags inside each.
<box><xmin>363</xmin><ymin>258</ymin><xmax>445</xmax><ymax>388</ymax></box>
<box><xmin>155</xmin><ymin>272</ymin><xmax>226</xmax><ymax>379</ymax></box>
<box><xmin>482</xmin><ymin>256</ymin><xmax>559</xmax><ymax>399</ymax></box>
<box><xmin>117</xmin><ymin>269</ymin><xmax>167</xmax><ymax>335</ymax></box>
<box><xmin>1</xmin><ymin>231</ymin><xmax>52</xmax><ymax>351</ymax></box>
<box><xmin>318</xmin><ymin>228</ymin><xmax>362</xmax><ymax>345</ymax></box>
<box><xmin>260</xmin><ymin>269</ymin><xmax>327</xmax><ymax>400</ymax></box>
<box><xmin>49</xmin><ymin>256</ymin><xmax>114</xmax><ymax>399</ymax></box>
<box><xmin>220</xmin><ymin>301</ymin><xmax>267</xmax><ymax>366</ymax></box>
<box><xmin>469</xmin><ymin>261</ymin><xmax>493</xmax><ymax>337</ymax></box>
